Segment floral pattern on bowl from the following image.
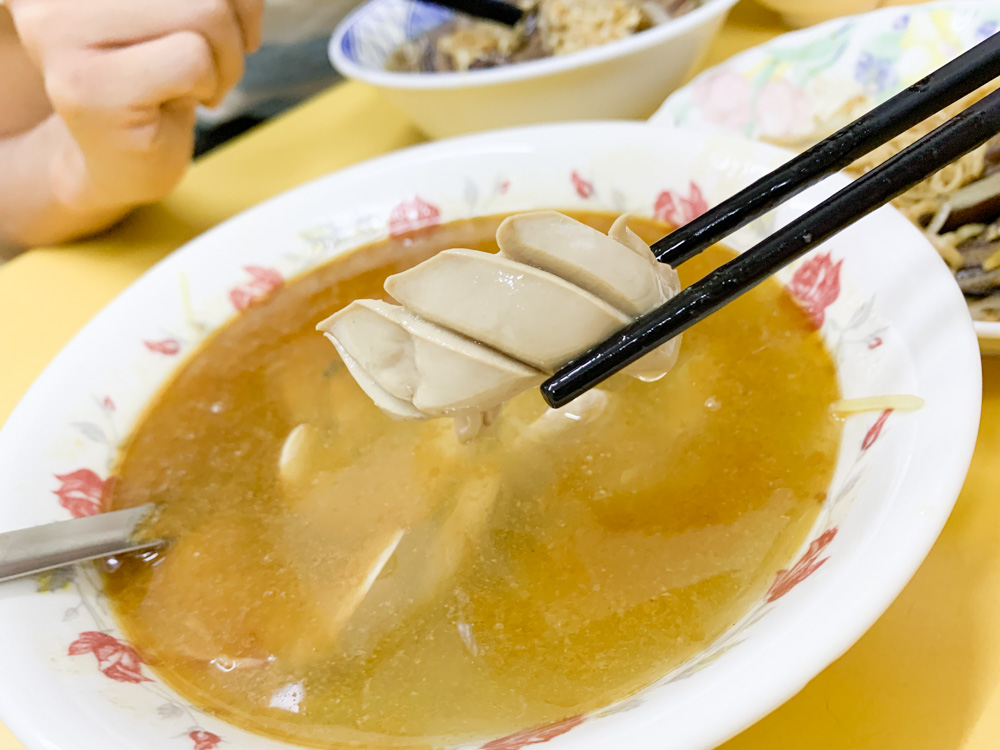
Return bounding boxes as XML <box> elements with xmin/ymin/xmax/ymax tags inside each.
<box><xmin>336</xmin><ymin>0</ymin><xmax>453</xmax><ymax>70</ymax></box>
<box><xmin>0</xmin><ymin>123</ymin><xmax>980</xmax><ymax>750</ymax></box>
<box><xmin>650</xmin><ymin>0</ymin><xmax>1000</xmax><ymax>351</ymax></box>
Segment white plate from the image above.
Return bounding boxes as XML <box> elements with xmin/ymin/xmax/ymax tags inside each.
<box><xmin>0</xmin><ymin>123</ymin><xmax>980</xmax><ymax>750</ymax></box>
<box><xmin>651</xmin><ymin>0</ymin><xmax>1000</xmax><ymax>353</ymax></box>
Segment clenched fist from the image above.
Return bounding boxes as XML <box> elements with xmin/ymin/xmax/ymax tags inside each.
<box><xmin>5</xmin><ymin>0</ymin><xmax>263</xmax><ymax>219</ymax></box>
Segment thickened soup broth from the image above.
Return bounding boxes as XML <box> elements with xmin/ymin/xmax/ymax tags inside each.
<box><xmin>104</xmin><ymin>213</ymin><xmax>842</xmax><ymax>748</ymax></box>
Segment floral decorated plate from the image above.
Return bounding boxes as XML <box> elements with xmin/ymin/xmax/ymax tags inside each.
<box><xmin>650</xmin><ymin>0</ymin><xmax>1000</xmax><ymax>353</ymax></box>
<box><xmin>0</xmin><ymin>122</ymin><xmax>980</xmax><ymax>750</ymax></box>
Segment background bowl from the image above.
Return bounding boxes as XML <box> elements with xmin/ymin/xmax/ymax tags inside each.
<box><xmin>649</xmin><ymin>0</ymin><xmax>1000</xmax><ymax>353</ymax></box>
<box><xmin>328</xmin><ymin>0</ymin><xmax>739</xmax><ymax>138</ymax></box>
<box><xmin>0</xmin><ymin>122</ymin><xmax>980</xmax><ymax>750</ymax></box>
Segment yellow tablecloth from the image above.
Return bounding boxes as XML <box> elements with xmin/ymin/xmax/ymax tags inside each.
<box><xmin>1</xmin><ymin>2</ymin><xmax>997</xmax><ymax>748</ymax></box>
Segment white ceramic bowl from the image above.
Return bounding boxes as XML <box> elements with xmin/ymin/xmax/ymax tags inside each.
<box><xmin>650</xmin><ymin>0</ymin><xmax>1000</xmax><ymax>353</ymax></box>
<box><xmin>328</xmin><ymin>0</ymin><xmax>739</xmax><ymax>138</ymax></box>
<box><xmin>0</xmin><ymin>123</ymin><xmax>981</xmax><ymax>750</ymax></box>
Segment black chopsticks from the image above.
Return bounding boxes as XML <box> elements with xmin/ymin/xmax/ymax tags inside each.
<box><xmin>425</xmin><ymin>0</ymin><xmax>525</xmax><ymax>26</ymax></box>
<box><xmin>540</xmin><ymin>55</ymin><xmax>1000</xmax><ymax>409</ymax></box>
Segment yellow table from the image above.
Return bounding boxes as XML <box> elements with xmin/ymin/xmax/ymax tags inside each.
<box><xmin>1</xmin><ymin>2</ymin><xmax>996</xmax><ymax>748</ymax></box>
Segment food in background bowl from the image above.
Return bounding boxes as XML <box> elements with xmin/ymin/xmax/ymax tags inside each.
<box><xmin>840</xmin><ymin>85</ymin><xmax>1000</xmax><ymax>323</ymax></box>
<box><xmin>329</xmin><ymin>0</ymin><xmax>739</xmax><ymax>138</ymax></box>
<box><xmin>387</xmin><ymin>0</ymin><xmax>704</xmax><ymax>72</ymax></box>
<box><xmin>104</xmin><ymin>211</ymin><xmax>841</xmax><ymax>747</ymax></box>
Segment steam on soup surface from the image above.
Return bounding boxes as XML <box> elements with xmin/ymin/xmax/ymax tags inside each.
<box><xmin>104</xmin><ymin>212</ymin><xmax>842</xmax><ymax>749</ymax></box>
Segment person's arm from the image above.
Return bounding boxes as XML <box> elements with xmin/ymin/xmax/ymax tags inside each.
<box><xmin>0</xmin><ymin>7</ymin><xmax>50</xmax><ymax>137</ymax></box>
<box><xmin>0</xmin><ymin>0</ymin><xmax>262</xmax><ymax>249</ymax></box>
<box><xmin>0</xmin><ymin>6</ymin><xmax>88</xmax><ymax>249</ymax></box>
<box><xmin>0</xmin><ymin>115</ymin><xmax>131</xmax><ymax>247</ymax></box>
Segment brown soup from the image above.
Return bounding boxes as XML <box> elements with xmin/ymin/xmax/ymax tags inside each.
<box><xmin>103</xmin><ymin>212</ymin><xmax>841</xmax><ymax>748</ymax></box>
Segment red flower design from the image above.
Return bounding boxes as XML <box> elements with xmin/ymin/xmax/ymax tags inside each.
<box><xmin>654</xmin><ymin>182</ymin><xmax>708</xmax><ymax>226</ymax></box>
<box><xmin>765</xmin><ymin>527</ymin><xmax>838</xmax><ymax>603</ymax></box>
<box><xmin>189</xmin><ymin>730</ymin><xmax>222</xmax><ymax>750</ymax></box>
<box><xmin>53</xmin><ymin>469</ymin><xmax>106</xmax><ymax>518</ymax></box>
<box><xmin>867</xmin><ymin>336</ymin><xmax>883</xmax><ymax>350</ymax></box>
<box><xmin>102</xmin><ymin>396</ymin><xmax>116</xmax><ymax>411</ymax></box>
<box><xmin>788</xmin><ymin>252</ymin><xmax>843</xmax><ymax>328</ymax></box>
<box><xmin>388</xmin><ymin>196</ymin><xmax>441</xmax><ymax>236</ymax></box>
<box><xmin>482</xmin><ymin>716</ymin><xmax>585</xmax><ymax>750</ymax></box>
<box><xmin>862</xmin><ymin>409</ymin><xmax>892</xmax><ymax>451</ymax></box>
<box><xmin>498</xmin><ymin>180</ymin><xmax>511</xmax><ymax>194</ymax></box>
<box><xmin>228</xmin><ymin>287</ymin><xmax>256</xmax><ymax>311</ymax></box>
<box><xmin>571</xmin><ymin>171</ymin><xmax>594</xmax><ymax>199</ymax></box>
<box><xmin>244</xmin><ymin>265</ymin><xmax>282</xmax><ymax>289</ymax></box>
<box><xmin>143</xmin><ymin>338</ymin><xmax>181</xmax><ymax>355</ymax></box>
<box><xmin>229</xmin><ymin>265</ymin><xmax>283</xmax><ymax>311</ymax></box>
<box><xmin>68</xmin><ymin>631</ymin><xmax>150</xmax><ymax>683</ymax></box>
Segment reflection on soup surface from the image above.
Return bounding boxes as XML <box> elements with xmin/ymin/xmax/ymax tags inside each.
<box><xmin>104</xmin><ymin>213</ymin><xmax>841</xmax><ymax>748</ymax></box>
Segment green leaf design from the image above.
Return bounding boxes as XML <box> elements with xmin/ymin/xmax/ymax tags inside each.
<box><xmin>767</xmin><ymin>23</ymin><xmax>853</xmax><ymax>67</ymax></box>
<box><xmin>868</xmin><ymin>31</ymin><xmax>906</xmax><ymax>59</ymax></box>
<box><xmin>766</xmin><ymin>24</ymin><xmax>852</xmax><ymax>89</ymax></box>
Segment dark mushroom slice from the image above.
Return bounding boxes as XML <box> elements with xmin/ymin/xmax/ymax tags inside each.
<box><xmin>957</xmin><ymin>265</ymin><xmax>1000</xmax><ymax>296</ymax></box>
<box><xmin>956</xmin><ymin>235</ymin><xmax>1000</xmax><ymax>268</ymax></box>
<box><xmin>953</xmin><ymin>234</ymin><xmax>1000</xmax><ymax>297</ymax></box>
<box><xmin>983</xmin><ymin>134</ymin><xmax>1000</xmax><ymax>177</ymax></box>
<box><xmin>939</xmin><ymin>170</ymin><xmax>1000</xmax><ymax>232</ymax></box>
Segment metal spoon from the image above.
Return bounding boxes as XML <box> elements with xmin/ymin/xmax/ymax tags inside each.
<box><xmin>0</xmin><ymin>504</ymin><xmax>162</xmax><ymax>583</ymax></box>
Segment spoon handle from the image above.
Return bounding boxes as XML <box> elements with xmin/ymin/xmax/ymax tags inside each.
<box><xmin>0</xmin><ymin>504</ymin><xmax>160</xmax><ymax>583</ymax></box>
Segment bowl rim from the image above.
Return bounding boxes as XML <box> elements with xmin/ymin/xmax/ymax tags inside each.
<box><xmin>328</xmin><ymin>0</ymin><xmax>740</xmax><ymax>91</ymax></box>
<box><xmin>646</xmin><ymin>0</ymin><xmax>1000</xmax><ymax>345</ymax></box>
<box><xmin>0</xmin><ymin>121</ymin><xmax>983</xmax><ymax>750</ymax></box>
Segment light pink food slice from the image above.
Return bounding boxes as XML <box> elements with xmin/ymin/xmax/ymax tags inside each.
<box><xmin>385</xmin><ymin>249</ymin><xmax>631</xmax><ymax>373</ymax></box>
<box><xmin>317</xmin><ymin>300</ymin><xmax>543</xmax><ymax>415</ymax></box>
<box><xmin>498</xmin><ymin>211</ymin><xmax>667</xmax><ymax>317</ymax></box>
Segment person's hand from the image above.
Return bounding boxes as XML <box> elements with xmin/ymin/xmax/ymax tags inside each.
<box><xmin>5</xmin><ymin>0</ymin><xmax>263</xmax><ymax>213</ymax></box>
